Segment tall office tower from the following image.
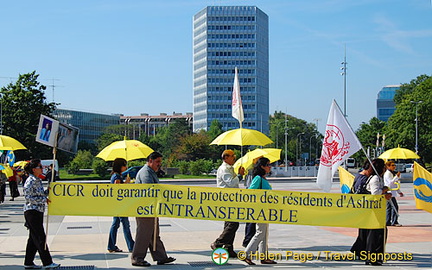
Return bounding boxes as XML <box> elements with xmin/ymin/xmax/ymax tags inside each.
<box><xmin>377</xmin><ymin>85</ymin><xmax>400</xmax><ymax>121</ymax></box>
<box><xmin>193</xmin><ymin>6</ymin><xmax>269</xmax><ymax>133</ymax></box>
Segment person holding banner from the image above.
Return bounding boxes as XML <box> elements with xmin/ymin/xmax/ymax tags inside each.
<box><xmin>131</xmin><ymin>152</ymin><xmax>176</xmax><ymax>267</ymax></box>
<box><xmin>350</xmin><ymin>158</ymin><xmax>391</xmax><ymax>266</ymax></box>
<box><xmin>241</xmin><ymin>157</ymin><xmax>277</xmax><ymax>265</ymax></box>
<box><xmin>210</xmin><ymin>149</ymin><xmax>244</xmax><ymax>258</ymax></box>
<box><xmin>23</xmin><ymin>159</ymin><xmax>60</xmax><ymax>269</ymax></box>
<box><xmin>107</xmin><ymin>158</ymin><xmax>135</xmax><ymax>253</ymax></box>
<box><xmin>383</xmin><ymin>161</ymin><xmax>403</xmax><ymax>226</ymax></box>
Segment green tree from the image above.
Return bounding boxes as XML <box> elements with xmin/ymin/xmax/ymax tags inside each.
<box><xmin>207</xmin><ymin>119</ymin><xmax>223</xmax><ymax>140</ymax></box>
<box><xmin>0</xmin><ymin>71</ymin><xmax>57</xmax><ymax>159</ymax></box>
<box><xmin>385</xmin><ymin>74</ymin><xmax>432</xmax><ymax>162</ymax></box>
<box><xmin>269</xmin><ymin>112</ymin><xmax>320</xmax><ymax>164</ymax></box>
<box><xmin>66</xmin><ymin>150</ymin><xmax>94</xmax><ymax>174</ymax></box>
<box><xmin>92</xmin><ymin>158</ymin><xmax>109</xmax><ymax>177</ymax></box>
<box><xmin>96</xmin><ymin>133</ymin><xmax>123</xmax><ymax>151</ymax></box>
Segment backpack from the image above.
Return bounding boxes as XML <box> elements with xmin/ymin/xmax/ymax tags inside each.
<box><xmin>350</xmin><ymin>174</ymin><xmax>372</xmax><ymax>194</ymax></box>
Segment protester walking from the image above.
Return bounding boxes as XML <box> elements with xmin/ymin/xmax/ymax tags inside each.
<box><xmin>210</xmin><ymin>149</ymin><xmax>245</xmax><ymax>258</ymax></box>
<box><xmin>131</xmin><ymin>152</ymin><xmax>176</xmax><ymax>267</ymax></box>
<box><xmin>107</xmin><ymin>158</ymin><xmax>135</xmax><ymax>253</ymax></box>
<box><xmin>241</xmin><ymin>157</ymin><xmax>277</xmax><ymax>265</ymax></box>
<box><xmin>350</xmin><ymin>158</ymin><xmax>392</xmax><ymax>266</ymax></box>
<box><xmin>8</xmin><ymin>166</ymin><xmax>20</xmax><ymax>201</ymax></box>
<box><xmin>23</xmin><ymin>159</ymin><xmax>60</xmax><ymax>269</ymax></box>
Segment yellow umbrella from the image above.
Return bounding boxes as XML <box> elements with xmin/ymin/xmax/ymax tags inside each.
<box><xmin>210</xmin><ymin>128</ymin><xmax>273</xmax><ymax>146</ymax></box>
<box><xmin>379</xmin><ymin>146</ymin><xmax>420</xmax><ymax>160</ymax></box>
<box><xmin>0</xmin><ymin>135</ymin><xmax>27</xmax><ymax>150</ymax></box>
<box><xmin>233</xmin><ymin>148</ymin><xmax>281</xmax><ymax>173</ymax></box>
<box><xmin>96</xmin><ymin>139</ymin><xmax>154</xmax><ymax>161</ymax></box>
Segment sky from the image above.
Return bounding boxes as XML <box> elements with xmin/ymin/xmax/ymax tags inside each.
<box><xmin>1</xmin><ymin>0</ymin><xmax>431</xmax><ymax>134</ymax></box>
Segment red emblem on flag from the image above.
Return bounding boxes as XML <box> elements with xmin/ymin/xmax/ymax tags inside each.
<box><xmin>320</xmin><ymin>125</ymin><xmax>351</xmax><ymax>167</ymax></box>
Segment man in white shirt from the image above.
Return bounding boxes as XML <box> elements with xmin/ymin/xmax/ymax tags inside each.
<box><xmin>210</xmin><ymin>149</ymin><xmax>244</xmax><ymax>258</ymax></box>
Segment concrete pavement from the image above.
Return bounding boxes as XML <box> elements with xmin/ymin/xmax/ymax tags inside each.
<box><xmin>0</xmin><ymin>178</ymin><xmax>431</xmax><ymax>269</ymax></box>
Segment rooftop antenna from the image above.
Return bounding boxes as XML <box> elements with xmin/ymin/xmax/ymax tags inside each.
<box><xmin>48</xmin><ymin>79</ymin><xmax>63</xmax><ymax>103</ymax></box>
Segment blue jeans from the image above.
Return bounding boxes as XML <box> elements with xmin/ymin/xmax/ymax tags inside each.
<box><xmin>108</xmin><ymin>217</ymin><xmax>135</xmax><ymax>251</ymax></box>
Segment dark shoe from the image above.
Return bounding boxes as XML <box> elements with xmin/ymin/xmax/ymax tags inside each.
<box><xmin>9</xmin><ymin>198</ymin><xmax>14</xmax><ymax>201</ymax></box>
<box><xmin>108</xmin><ymin>248</ymin><xmax>123</xmax><ymax>253</ymax></box>
<box><xmin>261</xmin><ymin>259</ymin><xmax>277</xmax><ymax>264</ymax></box>
<box><xmin>241</xmin><ymin>258</ymin><xmax>256</xmax><ymax>265</ymax></box>
<box><xmin>366</xmin><ymin>261</ymin><xmax>382</xmax><ymax>266</ymax></box>
<box><xmin>132</xmin><ymin>261</ymin><xmax>151</xmax><ymax>267</ymax></box>
<box><xmin>157</xmin><ymin>257</ymin><xmax>176</xmax><ymax>265</ymax></box>
<box><xmin>211</xmin><ymin>242</ymin><xmax>222</xmax><ymax>250</ymax></box>
<box><xmin>43</xmin><ymin>263</ymin><xmax>61</xmax><ymax>269</ymax></box>
<box><xmin>24</xmin><ymin>264</ymin><xmax>42</xmax><ymax>269</ymax></box>
<box><xmin>228</xmin><ymin>251</ymin><xmax>237</xmax><ymax>258</ymax></box>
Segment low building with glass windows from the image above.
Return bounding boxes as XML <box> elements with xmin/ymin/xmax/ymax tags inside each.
<box><xmin>53</xmin><ymin>108</ymin><xmax>120</xmax><ymax>144</ymax></box>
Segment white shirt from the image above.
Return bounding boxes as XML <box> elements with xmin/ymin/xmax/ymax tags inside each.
<box><xmin>366</xmin><ymin>175</ymin><xmax>384</xmax><ymax>195</ymax></box>
<box><xmin>383</xmin><ymin>170</ymin><xmax>401</xmax><ymax>196</ymax></box>
<box><xmin>216</xmin><ymin>161</ymin><xmax>240</xmax><ymax>188</ymax></box>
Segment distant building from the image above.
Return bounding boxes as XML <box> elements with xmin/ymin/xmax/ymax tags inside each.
<box><xmin>377</xmin><ymin>85</ymin><xmax>400</xmax><ymax>121</ymax></box>
<box><xmin>193</xmin><ymin>6</ymin><xmax>269</xmax><ymax>133</ymax></box>
<box><xmin>53</xmin><ymin>108</ymin><xmax>120</xmax><ymax>144</ymax></box>
<box><xmin>120</xmin><ymin>112</ymin><xmax>193</xmax><ymax>138</ymax></box>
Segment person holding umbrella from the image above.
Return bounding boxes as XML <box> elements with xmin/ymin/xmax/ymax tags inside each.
<box><xmin>384</xmin><ymin>161</ymin><xmax>404</xmax><ymax>226</ymax></box>
<box><xmin>107</xmin><ymin>158</ymin><xmax>135</xmax><ymax>253</ymax></box>
<box><xmin>23</xmin><ymin>159</ymin><xmax>60</xmax><ymax>269</ymax></box>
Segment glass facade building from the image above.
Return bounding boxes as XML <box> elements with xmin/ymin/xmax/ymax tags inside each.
<box><xmin>376</xmin><ymin>85</ymin><xmax>400</xmax><ymax>121</ymax></box>
<box><xmin>53</xmin><ymin>108</ymin><xmax>120</xmax><ymax>144</ymax></box>
<box><xmin>193</xmin><ymin>6</ymin><xmax>269</xmax><ymax>134</ymax></box>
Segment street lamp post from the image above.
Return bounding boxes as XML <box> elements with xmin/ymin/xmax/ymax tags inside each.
<box><xmin>309</xmin><ymin>135</ymin><xmax>316</xmax><ymax>165</ymax></box>
<box><xmin>297</xmin><ymin>132</ymin><xmax>304</xmax><ymax>165</ymax></box>
<box><xmin>411</xmin><ymin>101</ymin><xmax>423</xmax><ymax>154</ymax></box>
<box><xmin>284</xmin><ymin>116</ymin><xmax>288</xmax><ymax>171</ymax></box>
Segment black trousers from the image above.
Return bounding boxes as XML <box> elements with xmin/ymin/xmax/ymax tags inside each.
<box><xmin>351</xmin><ymin>228</ymin><xmax>387</xmax><ymax>262</ymax></box>
<box><xmin>242</xmin><ymin>223</ymin><xmax>256</xmax><ymax>247</ymax></box>
<box><xmin>214</xmin><ymin>221</ymin><xmax>239</xmax><ymax>251</ymax></box>
<box><xmin>9</xmin><ymin>180</ymin><xmax>19</xmax><ymax>198</ymax></box>
<box><xmin>24</xmin><ymin>210</ymin><xmax>53</xmax><ymax>266</ymax></box>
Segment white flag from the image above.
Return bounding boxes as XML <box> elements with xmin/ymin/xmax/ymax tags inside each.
<box><xmin>317</xmin><ymin>100</ymin><xmax>363</xmax><ymax>192</ymax></box>
<box><xmin>232</xmin><ymin>67</ymin><xmax>244</xmax><ymax>124</ymax></box>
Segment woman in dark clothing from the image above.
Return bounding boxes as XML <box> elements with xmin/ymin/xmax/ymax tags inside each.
<box><xmin>23</xmin><ymin>159</ymin><xmax>60</xmax><ymax>269</ymax></box>
<box><xmin>350</xmin><ymin>158</ymin><xmax>391</xmax><ymax>266</ymax></box>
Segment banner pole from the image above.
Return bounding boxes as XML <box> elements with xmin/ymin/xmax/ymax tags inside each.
<box><xmin>153</xmin><ymin>218</ymin><xmax>157</xmax><ymax>251</ymax></box>
<box><xmin>45</xmin><ymin>133</ymin><xmax>58</xmax><ymax>250</ymax></box>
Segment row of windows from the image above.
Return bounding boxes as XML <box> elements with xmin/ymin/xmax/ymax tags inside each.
<box><xmin>207</xmin><ymin>68</ymin><xmax>255</xmax><ymax>75</ymax></box>
<box><xmin>220</xmin><ymin>122</ymin><xmax>256</xmax><ymax>128</ymax></box>
<box><xmin>209</xmin><ymin>113</ymin><xmax>256</xmax><ymax>119</ymax></box>
<box><xmin>208</xmin><ymin>86</ymin><xmax>256</xmax><ymax>92</ymax></box>
<box><xmin>208</xmin><ymin>95</ymin><xmax>256</xmax><ymax>101</ymax></box>
<box><xmin>194</xmin><ymin>52</ymin><xmax>206</xmax><ymax>62</ymax></box>
<box><xmin>208</xmin><ymin>51</ymin><xmax>255</xmax><ymax>57</ymax></box>
<box><xmin>208</xmin><ymin>16</ymin><xmax>256</xmax><ymax>22</ymax></box>
<box><xmin>208</xmin><ymin>25</ymin><xmax>255</xmax><ymax>31</ymax></box>
<box><xmin>208</xmin><ymin>77</ymin><xmax>255</xmax><ymax>84</ymax></box>
<box><xmin>208</xmin><ymin>42</ymin><xmax>255</xmax><ymax>48</ymax></box>
<box><xmin>208</xmin><ymin>34</ymin><xmax>255</xmax><ymax>39</ymax></box>
<box><xmin>208</xmin><ymin>104</ymin><xmax>256</xmax><ymax>110</ymax></box>
<box><xmin>209</xmin><ymin>60</ymin><xmax>256</xmax><ymax>66</ymax></box>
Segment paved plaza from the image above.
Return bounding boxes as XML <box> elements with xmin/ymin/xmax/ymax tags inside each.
<box><xmin>0</xmin><ymin>177</ymin><xmax>431</xmax><ymax>269</ymax></box>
